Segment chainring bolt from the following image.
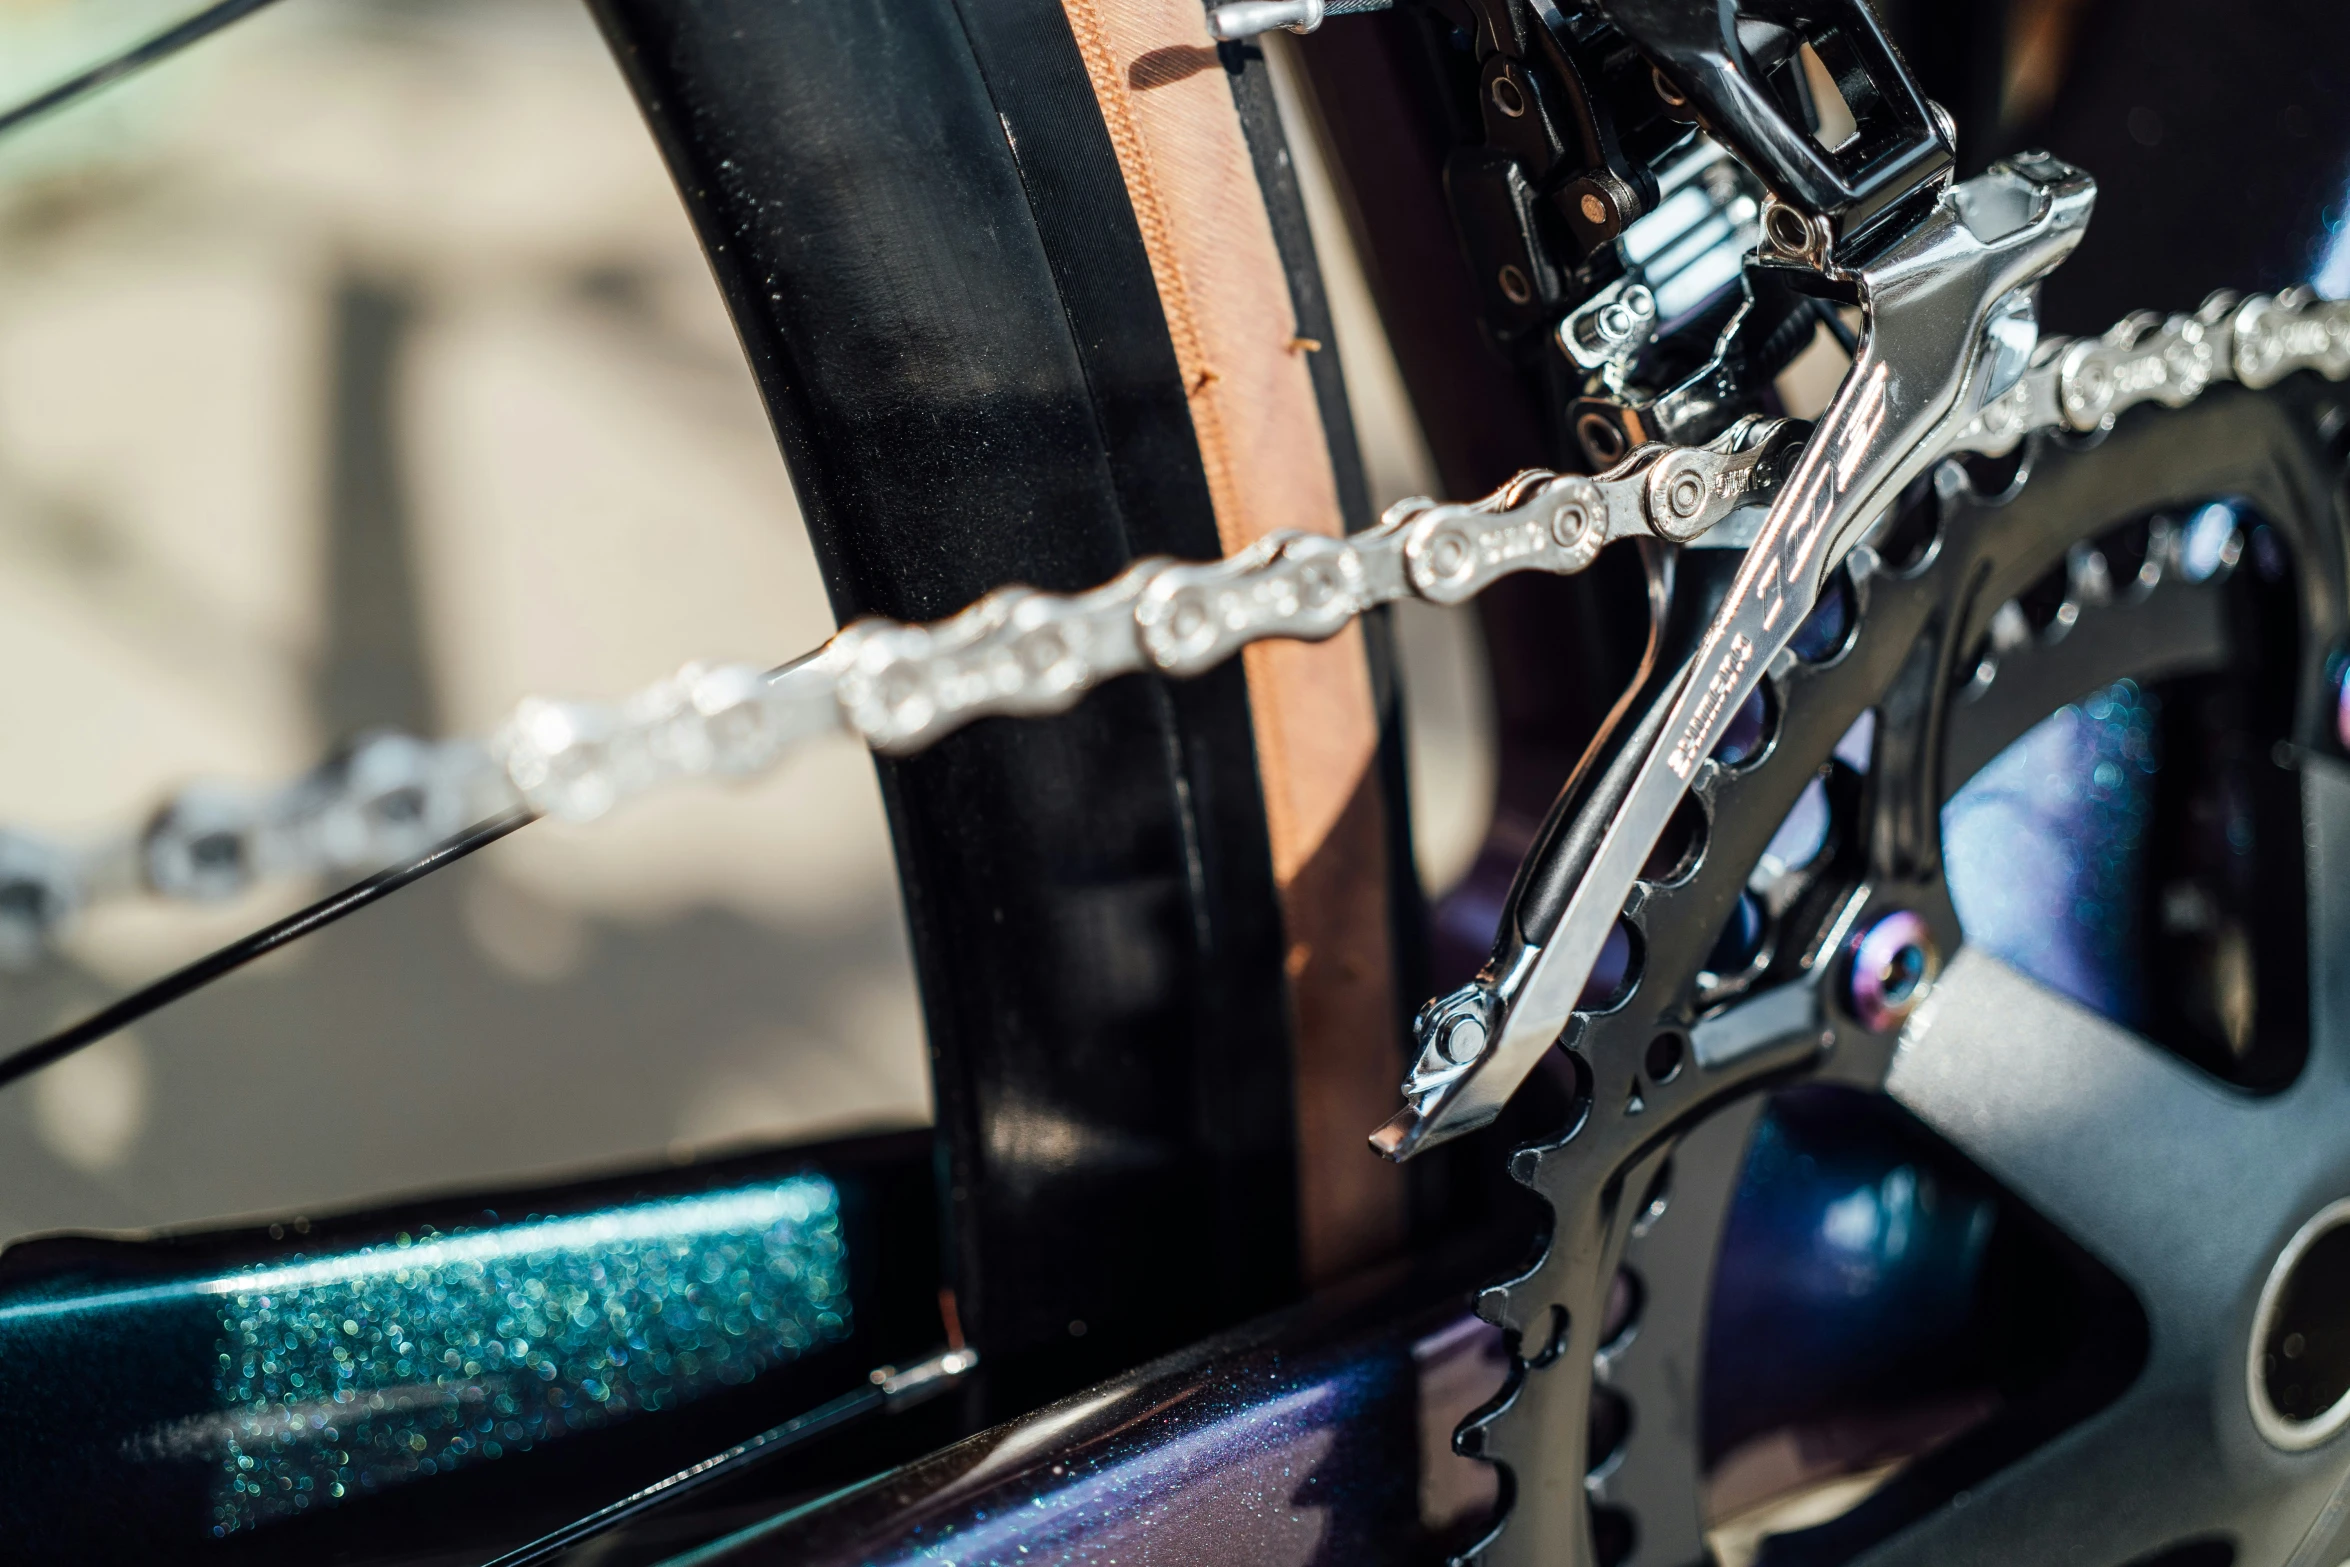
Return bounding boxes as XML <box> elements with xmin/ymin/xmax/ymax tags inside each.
<box><xmin>1847</xmin><ymin>909</ymin><xmax>1940</xmax><ymax>1032</ymax></box>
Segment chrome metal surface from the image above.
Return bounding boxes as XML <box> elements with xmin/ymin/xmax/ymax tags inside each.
<box><xmin>31</xmin><ymin>228</ymin><xmax>2336</xmax><ymax>993</ymax></box>
<box><xmin>1558</xmin><ymin>277</ymin><xmax>1660</xmax><ymax>375</ymax></box>
<box><xmin>0</xmin><ymin>427</ymin><xmax>1804</xmax><ymax>962</ymax></box>
<box><xmin>1207</xmin><ymin>0</ymin><xmax>1390</xmax><ymax>40</ymax></box>
<box><xmin>1208</xmin><ymin>0</ymin><xmax>1324</xmax><ymax>38</ymax></box>
<box><xmin>1461</xmin><ymin>368</ymin><xmax>2350</xmax><ymax>1567</ymax></box>
<box><xmin>1950</xmin><ymin>287</ymin><xmax>2350</xmax><ymax>460</ymax></box>
<box><xmin>1375</xmin><ymin>154</ymin><xmax>2098</xmax><ymax>1162</ymax></box>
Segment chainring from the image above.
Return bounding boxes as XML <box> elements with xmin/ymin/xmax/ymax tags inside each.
<box><xmin>1462</xmin><ymin>377</ymin><xmax>2350</xmax><ymax>1567</ymax></box>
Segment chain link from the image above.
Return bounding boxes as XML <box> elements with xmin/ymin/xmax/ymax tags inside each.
<box><xmin>6</xmin><ymin>287</ymin><xmax>2346</xmax><ymax>966</ymax></box>
<box><xmin>0</xmin><ymin>416</ymin><xmax>1802</xmax><ymax>963</ymax></box>
<box><xmin>1380</xmin><ymin>284</ymin><xmax>2350</xmax><ymax>1143</ymax></box>
<box><xmin>832</xmin><ymin>413</ymin><xmax>1803</xmax><ymax>754</ymax></box>
<box><xmin>1950</xmin><ymin>285</ymin><xmax>2350</xmax><ymax>459</ymax></box>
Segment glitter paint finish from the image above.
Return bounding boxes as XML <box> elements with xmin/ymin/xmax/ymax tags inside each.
<box><xmin>208</xmin><ymin>1179</ymin><xmax>850</xmax><ymax>1533</ymax></box>
<box><xmin>675</xmin><ymin>1289</ymin><xmax>1492</xmax><ymax>1567</ymax></box>
<box><xmin>0</xmin><ymin>1178</ymin><xmax>851</xmax><ymax>1540</ymax></box>
<box><xmin>865</xmin><ymin>1374</ymin><xmax>1371</xmax><ymax>1565</ymax></box>
<box><xmin>696</xmin><ymin>1362</ymin><xmax>1395</xmax><ymax>1567</ymax></box>
<box><xmin>1942</xmin><ymin>679</ymin><xmax>2159</xmax><ymax>1024</ymax></box>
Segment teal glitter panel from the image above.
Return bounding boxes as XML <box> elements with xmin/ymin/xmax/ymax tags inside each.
<box><xmin>193</xmin><ymin>1177</ymin><xmax>849</xmax><ymax>1535</ymax></box>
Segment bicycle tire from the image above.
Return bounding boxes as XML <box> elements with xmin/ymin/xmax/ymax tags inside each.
<box><xmin>588</xmin><ymin>0</ymin><xmax>1423</xmax><ymax>1423</ymax></box>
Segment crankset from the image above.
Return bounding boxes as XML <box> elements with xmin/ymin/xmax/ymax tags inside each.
<box><xmin>1461</xmin><ymin>369</ymin><xmax>2350</xmax><ymax>1567</ymax></box>
<box><xmin>5</xmin><ymin>7</ymin><xmax>2350</xmax><ymax>1566</ymax></box>
<box><xmin>1270</xmin><ymin>6</ymin><xmax>2350</xmax><ymax>1562</ymax></box>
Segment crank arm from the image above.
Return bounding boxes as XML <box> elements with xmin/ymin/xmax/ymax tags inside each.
<box><xmin>1373</xmin><ymin>152</ymin><xmax>2096</xmax><ymax>1160</ymax></box>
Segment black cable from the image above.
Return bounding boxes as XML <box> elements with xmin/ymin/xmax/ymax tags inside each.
<box><xmin>0</xmin><ymin>0</ymin><xmax>291</xmax><ymax>145</ymax></box>
<box><xmin>1813</xmin><ymin>295</ymin><xmax>1859</xmax><ymax>356</ymax></box>
<box><xmin>0</xmin><ymin>808</ymin><xmax>532</xmax><ymax>1094</ymax></box>
<box><xmin>477</xmin><ymin>1382</ymin><xmax>884</xmax><ymax>1567</ymax></box>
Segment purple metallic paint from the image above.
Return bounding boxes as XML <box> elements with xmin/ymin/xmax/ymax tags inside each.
<box><xmin>674</xmin><ymin>1289</ymin><xmax>1503</xmax><ymax>1567</ymax></box>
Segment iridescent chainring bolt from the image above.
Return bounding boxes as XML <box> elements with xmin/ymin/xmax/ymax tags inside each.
<box><xmin>1846</xmin><ymin>909</ymin><xmax>1940</xmax><ymax>1032</ymax></box>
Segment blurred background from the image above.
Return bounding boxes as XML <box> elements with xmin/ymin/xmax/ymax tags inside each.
<box><xmin>0</xmin><ymin>0</ymin><xmax>1495</xmax><ymax>1245</ymax></box>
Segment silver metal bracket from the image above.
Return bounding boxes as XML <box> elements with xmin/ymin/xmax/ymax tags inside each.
<box><xmin>1373</xmin><ymin>152</ymin><xmax>2097</xmax><ymax>1161</ymax></box>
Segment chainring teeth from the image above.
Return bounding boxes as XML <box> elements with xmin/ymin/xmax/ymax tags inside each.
<box><xmin>1957</xmin><ymin>518</ymin><xmax>2191</xmax><ymax>709</ymax></box>
<box><xmin>1455</xmin><ymin>561</ymin><xmax>1911</xmax><ymax>1567</ymax></box>
<box><xmin>1463</xmin><ymin>388</ymin><xmax>2350</xmax><ymax>1566</ymax></box>
<box><xmin>1457</xmin><ymin>431</ymin><xmax>2142</xmax><ymax>1556</ymax></box>
<box><xmin>1475</xmin><ymin>592</ymin><xmax>1891</xmax><ymax>1316</ymax></box>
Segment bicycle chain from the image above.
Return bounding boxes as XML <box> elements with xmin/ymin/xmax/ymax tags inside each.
<box><xmin>1379</xmin><ymin>281</ymin><xmax>2350</xmax><ymax>1155</ymax></box>
<box><xmin>0</xmin><ymin>417</ymin><xmax>1802</xmax><ymax>964</ymax></box>
<box><xmin>0</xmin><ymin>288</ymin><xmax>2344</xmax><ymax>976</ymax></box>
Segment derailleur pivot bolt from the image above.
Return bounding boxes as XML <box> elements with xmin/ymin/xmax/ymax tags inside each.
<box><xmin>1412</xmin><ymin>985</ymin><xmax>1498</xmax><ymax>1069</ymax></box>
<box><xmin>1761</xmin><ymin>197</ymin><xmax>1830</xmax><ymax>267</ymax></box>
<box><xmin>1846</xmin><ymin>910</ymin><xmax>1940</xmax><ymax>1033</ymax></box>
<box><xmin>1437</xmin><ymin>1014</ymin><xmax>1488</xmax><ymax>1065</ymax></box>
